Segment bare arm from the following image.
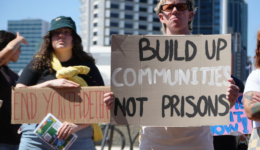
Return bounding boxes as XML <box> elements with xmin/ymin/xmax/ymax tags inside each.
<box><xmin>16</xmin><ymin>82</ymin><xmax>50</xmax><ymax>88</ymax></box>
<box><xmin>0</xmin><ymin>32</ymin><xmax>28</xmax><ymax>66</ymax></box>
<box><xmin>243</xmin><ymin>91</ymin><xmax>260</xmax><ymax>121</ymax></box>
<box><xmin>15</xmin><ymin>79</ymin><xmax>79</xmax><ymax>88</ymax></box>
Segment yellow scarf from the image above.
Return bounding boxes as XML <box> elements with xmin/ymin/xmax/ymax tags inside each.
<box><xmin>51</xmin><ymin>53</ymin><xmax>103</xmax><ymax>142</ymax></box>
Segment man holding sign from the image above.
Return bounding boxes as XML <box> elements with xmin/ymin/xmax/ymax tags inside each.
<box><xmin>141</xmin><ymin>1</ymin><xmax>239</xmax><ymax>149</ymax></box>
<box><xmin>105</xmin><ymin>0</ymin><xmax>239</xmax><ymax>149</ymax></box>
<box><xmin>140</xmin><ymin>0</ymin><xmax>239</xmax><ymax>149</ymax></box>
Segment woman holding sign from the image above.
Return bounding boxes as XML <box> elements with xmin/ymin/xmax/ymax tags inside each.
<box><xmin>16</xmin><ymin>16</ymin><xmax>112</xmax><ymax>150</ymax></box>
<box><xmin>0</xmin><ymin>30</ymin><xmax>28</xmax><ymax>150</ymax></box>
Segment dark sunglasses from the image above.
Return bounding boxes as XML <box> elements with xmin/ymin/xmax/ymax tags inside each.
<box><xmin>160</xmin><ymin>3</ymin><xmax>190</xmax><ymax>12</ymax></box>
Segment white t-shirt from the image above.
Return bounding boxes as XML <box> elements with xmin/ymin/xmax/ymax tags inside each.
<box><xmin>243</xmin><ymin>69</ymin><xmax>260</xmax><ymax>128</ymax></box>
<box><xmin>140</xmin><ymin>126</ymin><xmax>213</xmax><ymax>150</ymax></box>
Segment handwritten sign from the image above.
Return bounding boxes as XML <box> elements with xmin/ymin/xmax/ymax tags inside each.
<box><xmin>12</xmin><ymin>86</ymin><xmax>110</xmax><ymax>124</ymax></box>
<box><xmin>211</xmin><ymin>93</ymin><xmax>252</xmax><ymax>135</ymax></box>
<box><xmin>110</xmin><ymin>34</ymin><xmax>231</xmax><ymax>126</ymax></box>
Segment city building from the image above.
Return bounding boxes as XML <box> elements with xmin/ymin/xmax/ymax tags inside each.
<box><xmin>231</xmin><ymin>32</ymin><xmax>247</xmax><ymax>81</ymax></box>
<box><xmin>79</xmin><ymin>0</ymin><xmax>160</xmax><ymax>85</ymax></box>
<box><xmin>79</xmin><ymin>0</ymin><xmax>248</xmax><ymax>84</ymax></box>
<box><xmin>193</xmin><ymin>0</ymin><xmax>248</xmax><ymax>81</ymax></box>
<box><xmin>245</xmin><ymin>56</ymin><xmax>252</xmax><ymax>80</ymax></box>
<box><xmin>79</xmin><ymin>0</ymin><xmax>160</xmax><ymax>51</ymax></box>
<box><xmin>8</xmin><ymin>19</ymin><xmax>50</xmax><ymax>73</ymax></box>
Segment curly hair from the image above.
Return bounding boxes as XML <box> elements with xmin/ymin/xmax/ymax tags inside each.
<box><xmin>254</xmin><ymin>30</ymin><xmax>260</xmax><ymax>69</ymax></box>
<box><xmin>154</xmin><ymin>0</ymin><xmax>197</xmax><ymax>34</ymax></box>
<box><xmin>32</xmin><ymin>30</ymin><xmax>95</xmax><ymax>73</ymax></box>
<box><xmin>0</xmin><ymin>30</ymin><xmax>16</xmax><ymax>51</ymax></box>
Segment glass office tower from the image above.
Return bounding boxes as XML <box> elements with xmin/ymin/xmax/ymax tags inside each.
<box><xmin>7</xmin><ymin>19</ymin><xmax>50</xmax><ymax>73</ymax></box>
<box><xmin>193</xmin><ymin>0</ymin><xmax>248</xmax><ymax>81</ymax></box>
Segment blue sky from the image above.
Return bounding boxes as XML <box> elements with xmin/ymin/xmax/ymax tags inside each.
<box><xmin>247</xmin><ymin>0</ymin><xmax>260</xmax><ymax>62</ymax></box>
<box><xmin>0</xmin><ymin>0</ymin><xmax>258</xmax><ymax>60</ymax></box>
<box><xmin>0</xmin><ymin>0</ymin><xmax>81</xmax><ymax>33</ymax></box>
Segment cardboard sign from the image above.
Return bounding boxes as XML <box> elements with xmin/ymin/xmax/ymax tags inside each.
<box><xmin>212</xmin><ymin>93</ymin><xmax>253</xmax><ymax>135</ymax></box>
<box><xmin>111</xmin><ymin>34</ymin><xmax>231</xmax><ymax>126</ymax></box>
<box><xmin>12</xmin><ymin>86</ymin><xmax>110</xmax><ymax>124</ymax></box>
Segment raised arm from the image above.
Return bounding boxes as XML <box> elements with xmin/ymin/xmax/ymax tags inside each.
<box><xmin>0</xmin><ymin>32</ymin><xmax>28</xmax><ymax>66</ymax></box>
<box><xmin>243</xmin><ymin>91</ymin><xmax>260</xmax><ymax>121</ymax></box>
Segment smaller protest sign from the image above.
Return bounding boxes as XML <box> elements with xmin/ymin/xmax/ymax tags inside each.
<box><xmin>211</xmin><ymin>93</ymin><xmax>252</xmax><ymax>135</ymax></box>
<box><xmin>12</xmin><ymin>86</ymin><xmax>110</xmax><ymax>124</ymax></box>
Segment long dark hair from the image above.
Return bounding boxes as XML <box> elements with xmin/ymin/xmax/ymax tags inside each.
<box><xmin>32</xmin><ymin>30</ymin><xmax>95</xmax><ymax>73</ymax></box>
<box><xmin>254</xmin><ymin>30</ymin><xmax>260</xmax><ymax>69</ymax></box>
<box><xmin>0</xmin><ymin>30</ymin><xmax>16</xmax><ymax>51</ymax></box>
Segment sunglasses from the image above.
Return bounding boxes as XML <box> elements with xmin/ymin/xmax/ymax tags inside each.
<box><xmin>161</xmin><ymin>3</ymin><xmax>190</xmax><ymax>12</ymax></box>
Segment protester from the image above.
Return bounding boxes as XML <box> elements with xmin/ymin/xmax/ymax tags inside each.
<box><xmin>243</xmin><ymin>29</ymin><xmax>260</xmax><ymax>149</ymax></box>
<box><xmin>0</xmin><ymin>30</ymin><xmax>28</xmax><ymax>150</ymax></box>
<box><xmin>104</xmin><ymin>0</ymin><xmax>239</xmax><ymax>150</ymax></box>
<box><xmin>16</xmin><ymin>16</ymin><xmax>112</xmax><ymax>150</ymax></box>
<box><xmin>213</xmin><ymin>75</ymin><xmax>244</xmax><ymax>150</ymax></box>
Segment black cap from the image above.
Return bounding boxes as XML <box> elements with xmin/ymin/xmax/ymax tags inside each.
<box><xmin>49</xmin><ymin>16</ymin><xmax>77</xmax><ymax>32</ymax></box>
<box><xmin>48</xmin><ymin>16</ymin><xmax>81</xmax><ymax>40</ymax></box>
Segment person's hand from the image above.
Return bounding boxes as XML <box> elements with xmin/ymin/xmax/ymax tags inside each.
<box><xmin>57</xmin><ymin>122</ymin><xmax>79</xmax><ymax>140</ymax></box>
<box><xmin>48</xmin><ymin>79</ymin><xmax>80</xmax><ymax>88</ymax></box>
<box><xmin>16</xmin><ymin>32</ymin><xmax>29</xmax><ymax>45</ymax></box>
<box><xmin>104</xmin><ymin>92</ymin><xmax>114</xmax><ymax>110</ymax></box>
<box><xmin>226</xmin><ymin>78</ymin><xmax>239</xmax><ymax>107</ymax></box>
<box><xmin>253</xmin><ymin>93</ymin><xmax>260</xmax><ymax>103</ymax></box>
<box><xmin>57</xmin><ymin>122</ymin><xmax>90</xmax><ymax>140</ymax></box>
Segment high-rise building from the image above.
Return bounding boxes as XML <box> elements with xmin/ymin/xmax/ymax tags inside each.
<box><xmin>193</xmin><ymin>0</ymin><xmax>222</xmax><ymax>34</ymax></box>
<box><xmin>193</xmin><ymin>0</ymin><xmax>248</xmax><ymax>82</ymax></box>
<box><xmin>79</xmin><ymin>0</ymin><xmax>161</xmax><ymax>85</ymax></box>
<box><xmin>79</xmin><ymin>0</ymin><xmax>161</xmax><ymax>51</ymax></box>
<box><xmin>232</xmin><ymin>32</ymin><xmax>247</xmax><ymax>81</ymax></box>
<box><xmin>245</xmin><ymin>56</ymin><xmax>252</xmax><ymax>80</ymax></box>
<box><xmin>8</xmin><ymin>19</ymin><xmax>50</xmax><ymax>73</ymax></box>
